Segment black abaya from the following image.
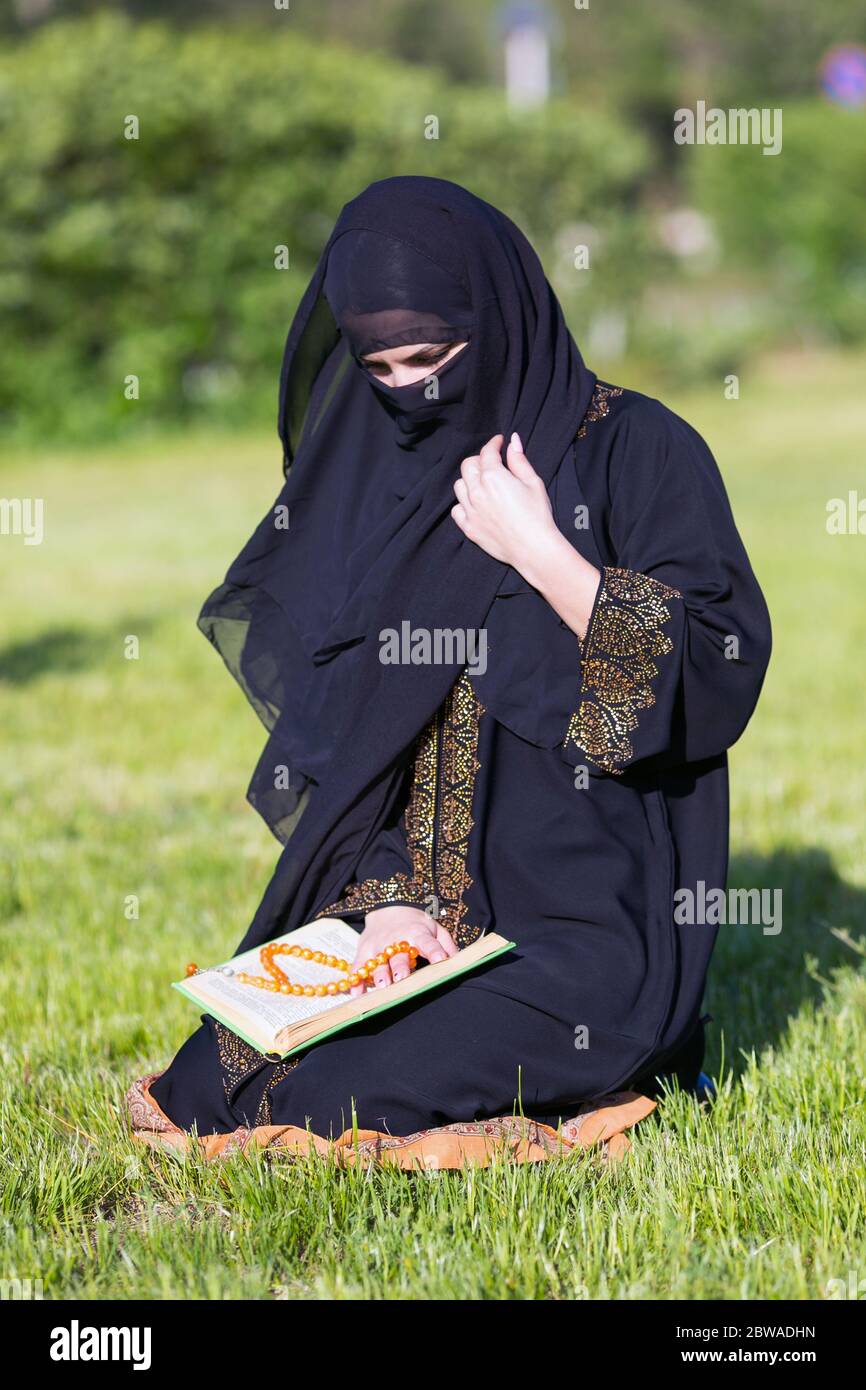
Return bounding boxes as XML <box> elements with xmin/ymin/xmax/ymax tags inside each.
<box><xmin>150</xmin><ymin>180</ymin><xmax>770</xmax><ymax>1137</ymax></box>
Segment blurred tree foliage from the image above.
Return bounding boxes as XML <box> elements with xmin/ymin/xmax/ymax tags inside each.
<box><xmin>689</xmin><ymin>100</ymin><xmax>866</xmax><ymax>346</ymax></box>
<box><xmin>5</xmin><ymin>0</ymin><xmax>865</xmax><ymax>102</ymax></box>
<box><xmin>0</xmin><ymin>12</ymin><xmax>651</xmax><ymax>439</ymax></box>
<box><xmin>0</xmin><ymin>4</ymin><xmax>864</xmax><ymax>438</ymax></box>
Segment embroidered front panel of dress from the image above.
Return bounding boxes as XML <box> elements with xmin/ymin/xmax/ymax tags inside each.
<box><xmin>255</xmin><ymin>1054</ymin><xmax>302</xmax><ymax>1125</ymax></box>
<box><xmin>565</xmin><ymin>567</ymin><xmax>681</xmax><ymax>775</ymax></box>
<box><xmin>316</xmin><ymin>671</ymin><xmax>485</xmax><ymax>947</ymax></box>
<box><xmin>214</xmin><ymin>1019</ymin><xmax>301</xmax><ymax>1124</ymax></box>
<box><xmin>434</xmin><ymin>671</ymin><xmax>484</xmax><ymax>947</ymax></box>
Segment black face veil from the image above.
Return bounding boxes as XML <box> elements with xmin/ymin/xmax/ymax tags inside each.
<box><xmin>198</xmin><ymin>176</ymin><xmax>598</xmax><ymax>951</ymax></box>
<box><xmin>325</xmin><ymin>228</ymin><xmax>475</xmax><ymax>460</ymax></box>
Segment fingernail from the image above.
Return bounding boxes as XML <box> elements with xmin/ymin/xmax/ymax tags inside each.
<box><xmin>511</xmin><ymin>431</ymin><xmax>523</xmax><ymax>451</ymax></box>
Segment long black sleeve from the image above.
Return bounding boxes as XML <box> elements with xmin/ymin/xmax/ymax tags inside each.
<box><xmin>564</xmin><ymin>407</ymin><xmax>771</xmax><ymax>774</ymax></box>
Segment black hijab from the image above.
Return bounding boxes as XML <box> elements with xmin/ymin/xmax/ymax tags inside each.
<box><xmin>198</xmin><ymin>176</ymin><xmax>598</xmax><ymax>950</ymax></box>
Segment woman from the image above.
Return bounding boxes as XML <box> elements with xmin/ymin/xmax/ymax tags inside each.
<box><xmin>134</xmin><ymin>177</ymin><xmax>771</xmax><ymax>1162</ymax></box>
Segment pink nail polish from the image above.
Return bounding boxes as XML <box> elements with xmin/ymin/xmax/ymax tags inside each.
<box><xmin>512</xmin><ymin>432</ymin><xmax>523</xmax><ymax>451</ymax></box>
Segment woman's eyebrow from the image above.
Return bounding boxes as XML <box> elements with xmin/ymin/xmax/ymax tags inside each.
<box><xmin>407</xmin><ymin>344</ymin><xmax>453</xmax><ymax>361</ymax></box>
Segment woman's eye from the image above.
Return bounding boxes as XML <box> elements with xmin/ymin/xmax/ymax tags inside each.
<box><xmin>362</xmin><ymin>347</ymin><xmax>451</xmax><ymax>377</ymax></box>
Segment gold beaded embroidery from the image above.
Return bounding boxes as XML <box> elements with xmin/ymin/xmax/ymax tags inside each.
<box><xmin>436</xmin><ymin>673</ymin><xmax>484</xmax><ymax>947</ymax></box>
<box><xmin>316</xmin><ymin>671</ymin><xmax>484</xmax><ymax>946</ymax></box>
<box><xmin>215</xmin><ymin>1020</ymin><xmax>265</xmax><ymax>1091</ymax></box>
<box><xmin>565</xmin><ymin>566</ymin><xmax>681</xmax><ymax>774</ymax></box>
<box><xmin>576</xmin><ymin>382</ymin><xmax>623</xmax><ymax>438</ymax></box>
<box><xmin>316</xmin><ymin>871</ymin><xmax>429</xmax><ymax>917</ymax></box>
<box><xmin>255</xmin><ymin>1055</ymin><xmax>301</xmax><ymax>1125</ymax></box>
<box><xmin>214</xmin><ymin>1019</ymin><xmax>300</xmax><ymax>1124</ymax></box>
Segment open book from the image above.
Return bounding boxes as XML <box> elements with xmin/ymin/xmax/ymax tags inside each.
<box><xmin>173</xmin><ymin>918</ymin><xmax>515</xmax><ymax>1058</ymax></box>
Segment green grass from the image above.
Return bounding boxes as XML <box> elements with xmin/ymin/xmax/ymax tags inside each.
<box><xmin>2</xmin><ymin>351</ymin><xmax>865</xmax><ymax>1300</ymax></box>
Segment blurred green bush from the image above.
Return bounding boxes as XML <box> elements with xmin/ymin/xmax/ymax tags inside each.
<box><xmin>688</xmin><ymin>100</ymin><xmax>866</xmax><ymax>348</ymax></box>
<box><xmin>1</xmin><ymin>14</ymin><xmax>863</xmax><ymax>442</ymax></box>
<box><xmin>0</xmin><ymin>13</ymin><xmax>650</xmax><ymax>442</ymax></box>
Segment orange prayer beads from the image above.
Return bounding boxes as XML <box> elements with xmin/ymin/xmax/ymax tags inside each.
<box><xmin>234</xmin><ymin>940</ymin><xmax>419</xmax><ymax>997</ymax></box>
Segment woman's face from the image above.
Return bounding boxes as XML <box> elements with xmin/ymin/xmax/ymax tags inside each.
<box><xmin>359</xmin><ymin>340</ymin><xmax>468</xmax><ymax>388</ymax></box>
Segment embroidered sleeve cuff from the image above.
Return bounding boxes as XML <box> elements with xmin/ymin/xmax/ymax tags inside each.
<box><xmin>563</xmin><ymin>566</ymin><xmax>682</xmax><ymax>775</ymax></box>
<box><xmin>315</xmin><ymin>873</ymin><xmax>432</xmax><ymax>920</ymax></box>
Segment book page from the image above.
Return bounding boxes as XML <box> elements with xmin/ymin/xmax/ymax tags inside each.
<box><xmin>183</xmin><ymin>919</ymin><xmax>363</xmax><ymax>1042</ymax></box>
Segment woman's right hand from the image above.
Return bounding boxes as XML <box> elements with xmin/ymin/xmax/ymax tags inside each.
<box><xmin>350</xmin><ymin>905</ymin><xmax>457</xmax><ymax>997</ymax></box>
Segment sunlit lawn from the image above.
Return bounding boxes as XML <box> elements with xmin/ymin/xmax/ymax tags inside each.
<box><xmin>1</xmin><ymin>351</ymin><xmax>865</xmax><ymax>1299</ymax></box>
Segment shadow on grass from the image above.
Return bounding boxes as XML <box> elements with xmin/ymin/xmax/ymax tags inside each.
<box><xmin>0</xmin><ymin>616</ymin><xmax>158</xmax><ymax>685</ymax></box>
<box><xmin>705</xmin><ymin>846</ymin><xmax>866</xmax><ymax>1074</ymax></box>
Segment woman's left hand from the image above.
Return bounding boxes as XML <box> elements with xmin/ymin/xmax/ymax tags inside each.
<box><xmin>451</xmin><ymin>432</ymin><xmax>558</xmax><ymax>574</ymax></box>
<box><xmin>451</xmin><ymin>431</ymin><xmax>602</xmax><ymax>641</ymax></box>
